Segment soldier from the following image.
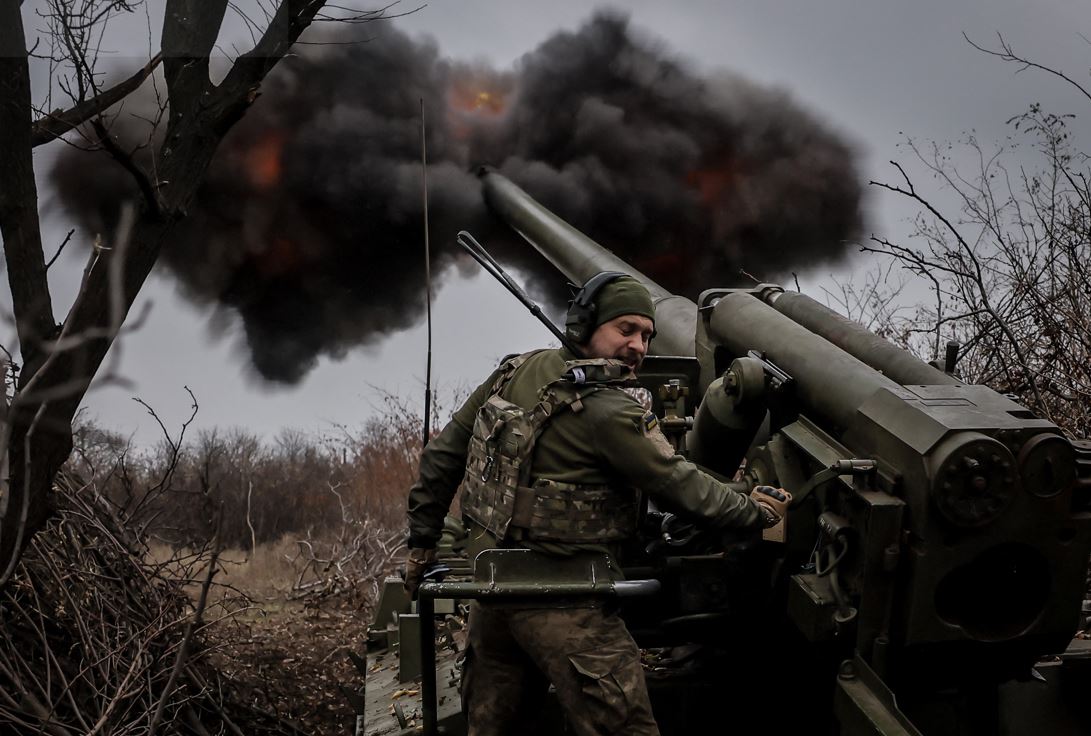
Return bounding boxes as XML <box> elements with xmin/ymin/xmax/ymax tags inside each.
<box><xmin>404</xmin><ymin>272</ymin><xmax>790</xmax><ymax>736</ymax></box>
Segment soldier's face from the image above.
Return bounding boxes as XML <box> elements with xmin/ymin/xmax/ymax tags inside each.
<box><xmin>586</xmin><ymin>314</ymin><xmax>654</xmax><ymax>370</ymax></box>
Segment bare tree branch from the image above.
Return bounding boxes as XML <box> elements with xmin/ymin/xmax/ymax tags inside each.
<box><xmin>866</xmin><ymin>90</ymin><xmax>1088</xmax><ymax>432</ymax></box>
<box><xmin>31</xmin><ymin>52</ymin><xmax>163</xmax><ymax>147</ymax></box>
<box><xmin>148</xmin><ymin>533</ymin><xmax>220</xmax><ymax>735</ymax></box>
<box><xmin>964</xmin><ymin>32</ymin><xmax>1091</xmax><ymax>104</ymax></box>
<box><xmin>44</xmin><ymin>229</ymin><xmax>76</xmax><ymax>271</ymax></box>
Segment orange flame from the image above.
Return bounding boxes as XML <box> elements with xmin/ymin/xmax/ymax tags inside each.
<box><xmin>686</xmin><ymin>155</ymin><xmax>739</xmax><ymax>208</ymax></box>
<box><xmin>246</xmin><ymin>130</ymin><xmax>286</xmax><ymax>190</ymax></box>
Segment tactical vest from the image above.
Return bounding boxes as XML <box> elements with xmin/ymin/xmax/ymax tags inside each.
<box><xmin>461</xmin><ymin>352</ymin><xmax>642</xmax><ymax>544</ymax></box>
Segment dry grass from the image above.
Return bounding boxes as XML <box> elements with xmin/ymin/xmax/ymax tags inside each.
<box><xmin>149</xmin><ymin>528</ymin><xmax>402</xmax><ymax>601</ymax></box>
<box><xmin>215</xmin><ymin>537</ymin><xmax>303</xmax><ymax>598</ymax></box>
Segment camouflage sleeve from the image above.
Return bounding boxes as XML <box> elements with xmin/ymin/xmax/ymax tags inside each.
<box><xmin>406</xmin><ymin>368</ymin><xmax>501</xmax><ymax>548</ymax></box>
<box><xmin>588</xmin><ymin>392</ymin><xmax>764</xmax><ymax>530</ymax></box>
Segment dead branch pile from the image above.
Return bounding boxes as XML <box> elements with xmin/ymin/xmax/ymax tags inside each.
<box><xmin>0</xmin><ymin>471</ymin><xmax>296</xmax><ymax>735</ymax></box>
<box><xmin>288</xmin><ymin>483</ymin><xmax>405</xmax><ymax>608</ymax></box>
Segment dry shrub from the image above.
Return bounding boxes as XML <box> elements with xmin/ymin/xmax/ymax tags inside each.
<box><xmin>286</xmin><ymin>515</ymin><xmax>404</xmax><ymax>610</ymax></box>
<box><xmin>0</xmin><ymin>472</ymin><xmax>281</xmax><ymax>735</ymax></box>
<box><xmin>67</xmin><ymin>388</ymin><xmax>439</xmax><ymax>552</ymax></box>
<box><xmin>331</xmin><ymin>391</ymin><xmax>438</xmax><ymax>527</ymax></box>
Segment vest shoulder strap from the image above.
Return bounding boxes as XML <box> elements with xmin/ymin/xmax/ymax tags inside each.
<box><xmin>488</xmin><ymin>349</ymin><xmax>547</xmax><ymax>395</ymax></box>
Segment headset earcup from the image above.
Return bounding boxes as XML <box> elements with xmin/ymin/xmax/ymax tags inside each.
<box><xmin>565</xmin><ymin>271</ymin><xmax>625</xmax><ymax>345</ymax></box>
<box><xmin>565</xmin><ymin>318</ymin><xmax>586</xmax><ymax>344</ymax></box>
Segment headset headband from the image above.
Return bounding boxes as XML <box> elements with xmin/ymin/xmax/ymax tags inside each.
<box><xmin>565</xmin><ymin>271</ymin><xmax>628</xmax><ymax>345</ymax></box>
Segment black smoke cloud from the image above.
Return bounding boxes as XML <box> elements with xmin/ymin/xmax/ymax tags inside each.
<box><xmin>50</xmin><ymin>12</ymin><xmax>864</xmax><ymax>383</ymax></box>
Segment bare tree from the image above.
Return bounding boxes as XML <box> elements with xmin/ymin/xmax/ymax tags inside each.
<box><xmin>864</xmin><ymin>34</ymin><xmax>1090</xmax><ymax>436</ymax></box>
<box><xmin>0</xmin><ymin>1</ymin><xmax>400</xmax><ymax>585</ymax></box>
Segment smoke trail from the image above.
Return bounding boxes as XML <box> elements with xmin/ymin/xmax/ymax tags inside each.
<box><xmin>50</xmin><ymin>11</ymin><xmax>863</xmax><ymax>382</ymax></box>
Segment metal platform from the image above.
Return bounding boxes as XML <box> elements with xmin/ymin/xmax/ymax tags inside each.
<box><xmin>362</xmin><ymin>646</ymin><xmax>464</xmax><ymax>736</ymax></box>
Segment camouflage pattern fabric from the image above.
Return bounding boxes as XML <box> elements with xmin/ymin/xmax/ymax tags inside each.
<box><xmin>460</xmin><ymin>354</ymin><xmax>642</xmax><ymax>543</ymax></box>
<box><xmin>506</xmin><ymin>479</ymin><xmax>638</xmax><ymax>542</ymax></box>
<box><xmin>462</xmin><ymin>601</ymin><xmax>659</xmax><ymax>736</ymax></box>
<box><xmin>619</xmin><ymin>385</ymin><xmax>653</xmax><ymax>412</ymax></box>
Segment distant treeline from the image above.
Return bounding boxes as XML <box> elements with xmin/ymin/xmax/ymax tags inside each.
<box><xmin>66</xmin><ymin>395</ymin><xmax>428</xmax><ymax>549</ymax></box>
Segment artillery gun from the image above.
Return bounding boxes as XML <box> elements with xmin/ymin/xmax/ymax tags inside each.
<box><xmin>356</xmin><ymin>170</ymin><xmax>1091</xmax><ymax>735</ymax></box>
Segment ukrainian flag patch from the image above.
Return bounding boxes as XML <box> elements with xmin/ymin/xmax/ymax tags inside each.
<box><xmin>641</xmin><ymin>411</ymin><xmax>659</xmax><ymax>433</ymax></box>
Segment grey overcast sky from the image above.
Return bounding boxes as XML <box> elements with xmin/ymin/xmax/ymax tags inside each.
<box><xmin>16</xmin><ymin>0</ymin><xmax>1090</xmax><ymax>445</ymax></box>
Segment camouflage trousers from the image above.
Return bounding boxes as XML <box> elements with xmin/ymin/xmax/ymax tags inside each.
<box><xmin>462</xmin><ymin>602</ymin><xmax>660</xmax><ymax>736</ymax></box>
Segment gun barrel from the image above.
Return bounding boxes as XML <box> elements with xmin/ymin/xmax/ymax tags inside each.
<box><xmin>764</xmin><ymin>291</ymin><xmax>960</xmax><ymax>386</ymax></box>
<box><xmin>709</xmin><ymin>292</ymin><xmax>904</xmax><ymax>430</ymax></box>
<box><xmin>480</xmin><ymin>169</ymin><xmax>697</xmax><ymax>356</ymax></box>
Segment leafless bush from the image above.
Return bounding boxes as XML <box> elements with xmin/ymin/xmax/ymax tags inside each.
<box><xmin>862</xmin><ymin>37</ymin><xmax>1089</xmax><ymax>437</ymax></box>
<box><xmin>67</xmin><ymin>418</ymin><xmax>416</xmax><ymax>554</ymax></box>
<box><xmin>281</xmin><ymin>391</ymin><xmax>464</xmax><ymax>610</ymax></box>
<box><xmin>330</xmin><ymin>390</ymin><xmax>440</xmax><ymax>527</ymax></box>
<box><xmin>287</xmin><ymin>483</ymin><xmax>404</xmax><ymax>609</ymax></box>
<box><xmin>79</xmin><ymin>388</ymin><xmax>441</xmax><ymax>551</ymax></box>
<box><xmin>0</xmin><ymin>470</ymin><xmax>261</xmax><ymax>735</ymax></box>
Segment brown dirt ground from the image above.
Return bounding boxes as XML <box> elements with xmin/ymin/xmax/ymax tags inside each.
<box><xmin>204</xmin><ymin>595</ymin><xmax>369</xmax><ymax>736</ymax></box>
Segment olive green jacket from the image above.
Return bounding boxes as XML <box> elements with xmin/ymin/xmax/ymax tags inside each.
<box><xmin>407</xmin><ymin>348</ymin><xmax>764</xmax><ymax>552</ymax></box>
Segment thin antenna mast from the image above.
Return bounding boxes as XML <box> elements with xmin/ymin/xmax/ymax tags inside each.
<box><xmin>456</xmin><ymin>231</ymin><xmax>583</xmax><ymax>356</ymax></box>
<box><xmin>420</xmin><ymin>99</ymin><xmax>433</xmax><ymax>448</ymax></box>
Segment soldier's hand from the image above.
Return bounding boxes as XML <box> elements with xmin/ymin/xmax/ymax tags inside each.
<box><xmin>750</xmin><ymin>486</ymin><xmax>792</xmax><ymax>528</ymax></box>
<box><xmin>403</xmin><ymin>547</ymin><xmax>438</xmax><ymax>600</ymax></box>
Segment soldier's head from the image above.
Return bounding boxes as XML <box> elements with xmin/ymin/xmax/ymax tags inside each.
<box><xmin>566</xmin><ymin>273</ymin><xmax>656</xmax><ymax>369</ymax></box>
